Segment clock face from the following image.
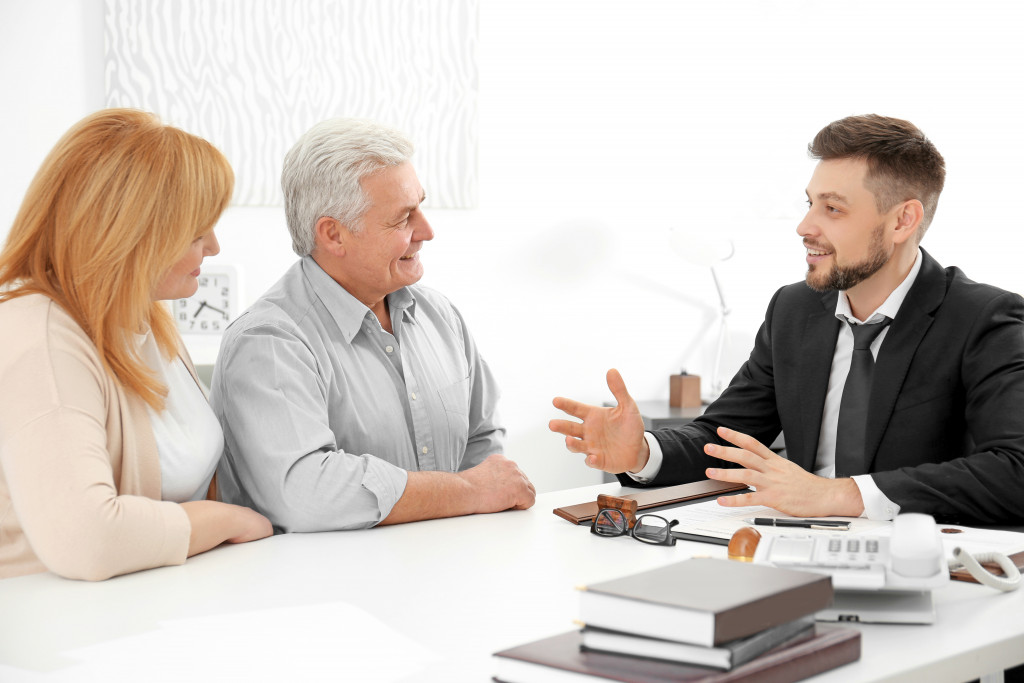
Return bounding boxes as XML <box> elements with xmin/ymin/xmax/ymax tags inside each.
<box><xmin>173</xmin><ymin>267</ymin><xmax>238</xmax><ymax>335</ymax></box>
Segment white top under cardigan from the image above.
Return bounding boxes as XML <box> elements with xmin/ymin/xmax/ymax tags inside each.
<box><xmin>137</xmin><ymin>330</ymin><xmax>223</xmax><ymax>503</ymax></box>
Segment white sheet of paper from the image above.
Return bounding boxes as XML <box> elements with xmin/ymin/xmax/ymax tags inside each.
<box><xmin>657</xmin><ymin>497</ymin><xmax>889</xmax><ymax>540</ymax></box>
<box><xmin>40</xmin><ymin>601</ymin><xmax>442</xmax><ymax>683</ymax></box>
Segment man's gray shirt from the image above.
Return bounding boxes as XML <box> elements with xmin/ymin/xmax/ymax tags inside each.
<box><xmin>210</xmin><ymin>256</ymin><xmax>504</xmax><ymax>531</ymax></box>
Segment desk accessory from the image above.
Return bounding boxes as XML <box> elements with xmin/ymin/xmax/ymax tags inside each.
<box><xmin>592</xmin><ymin>512</ymin><xmax>679</xmax><ymax>547</ymax></box>
<box><xmin>748</xmin><ymin>513</ymin><xmax>1019</xmax><ymax>625</ymax></box>
<box><xmin>577</xmin><ymin>558</ymin><xmax>833</xmax><ymax>647</ymax></box>
<box><xmin>727</xmin><ymin>527</ymin><xmax>762</xmax><ymax>561</ymax></box>
<box><xmin>595</xmin><ymin>494</ymin><xmax>638</xmax><ymax>528</ymax></box>
<box><xmin>579</xmin><ymin>616</ymin><xmax>814</xmax><ymax>670</ymax></box>
<box><xmin>950</xmin><ymin>549</ymin><xmax>1024</xmax><ymax>585</ymax></box>
<box><xmin>492</xmin><ymin>624</ymin><xmax>860</xmax><ymax>683</ymax></box>
<box><xmin>553</xmin><ymin>480</ymin><xmax>747</xmax><ymax>526</ymax></box>
<box><xmin>745</xmin><ymin>518</ymin><xmax>851</xmax><ymax>530</ymax></box>
<box><xmin>668</xmin><ymin>230</ymin><xmax>735</xmax><ymax>401</ymax></box>
<box><xmin>669</xmin><ymin>371</ymin><xmax>701</xmax><ymax>408</ymax></box>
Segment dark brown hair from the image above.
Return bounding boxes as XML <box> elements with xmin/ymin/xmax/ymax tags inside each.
<box><xmin>809</xmin><ymin>114</ymin><xmax>945</xmax><ymax>239</ymax></box>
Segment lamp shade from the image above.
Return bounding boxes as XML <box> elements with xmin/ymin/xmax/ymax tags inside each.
<box><xmin>669</xmin><ymin>229</ymin><xmax>734</xmax><ymax>268</ymax></box>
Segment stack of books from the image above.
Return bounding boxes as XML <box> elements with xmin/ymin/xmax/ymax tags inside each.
<box><xmin>493</xmin><ymin>558</ymin><xmax>861</xmax><ymax>683</ymax></box>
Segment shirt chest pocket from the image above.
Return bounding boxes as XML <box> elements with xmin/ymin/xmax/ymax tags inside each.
<box><xmin>437</xmin><ymin>377</ymin><xmax>470</xmax><ymax>468</ymax></box>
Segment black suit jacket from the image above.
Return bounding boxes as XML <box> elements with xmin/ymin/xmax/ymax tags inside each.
<box><xmin>628</xmin><ymin>250</ymin><xmax>1024</xmax><ymax>524</ymax></box>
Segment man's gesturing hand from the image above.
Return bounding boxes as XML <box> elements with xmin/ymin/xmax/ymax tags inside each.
<box><xmin>705</xmin><ymin>426</ymin><xmax>865</xmax><ymax>517</ymax></box>
<box><xmin>549</xmin><ymin>369</ymin><xmax>650</xmax><ymax>474</ymax></box>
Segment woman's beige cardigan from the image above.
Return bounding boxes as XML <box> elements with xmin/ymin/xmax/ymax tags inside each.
<box><xmin>0</xmin><ymin>294</ymin><xmax>191</xmax><ymax>580</ymax></box>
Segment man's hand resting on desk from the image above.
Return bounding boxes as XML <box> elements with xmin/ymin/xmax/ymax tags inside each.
<box><xmin>549</xmin><ymin>369</ymin><xmax>651</xmax><ymax>474</ymax></box>
<box><xmin>458</xmin><ymin>454</ymin><xmax>537</xmax><ymax>513</ymax></box>
<box><xmin>707</xmin><ymin>426</ymin><xmax>865</xmax><ymax>517</ymax></box>
<box><xmin>381</xmin><ymin>454</ymin><xmax>536</xmax><ymax>525</ymax></box>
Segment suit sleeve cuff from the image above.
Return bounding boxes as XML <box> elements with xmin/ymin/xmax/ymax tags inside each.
<box><xmin>852</xmin><ymin>474</ymin><xmax>900</xmax><ymax>520</ymax></box>
<box><xmin>625</xmin><ymin>433</ymin><xmax>664</xmax><ymax>483</ymax></box>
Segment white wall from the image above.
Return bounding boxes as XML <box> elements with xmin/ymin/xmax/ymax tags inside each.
<box><xmin>3</xmin><ymin>0</ymin><xmax>1024</xmax><ymax>493</ymax></box>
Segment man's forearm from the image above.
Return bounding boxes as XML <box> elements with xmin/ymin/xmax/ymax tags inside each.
<box><xmin>379</xmin><ymin>453</ymin><xmax>535</xmax><ymax>525</ymax></box>
<box><xmin>378</xmin><ymin>471</ymin><xmax>476</xmax><ymax>525</ymax></box>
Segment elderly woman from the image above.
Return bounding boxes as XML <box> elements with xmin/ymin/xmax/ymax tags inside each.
<box><xmin>0</xmin><ymin>109</ymin><xmax>271</xmax><ymax>580</ymax></box>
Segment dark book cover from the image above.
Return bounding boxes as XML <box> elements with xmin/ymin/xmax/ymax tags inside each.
<box><xmin>493</xmin><ymin>624</ymin><xmax>860</xmax><ymax>683</ymax></box>
<box><xmin>579</xmin><ymin>558</ymin><xmax>833</xmax><ymax>646</ymax></box>
<box><xmin>552</xmin><ymin>480</ymin><xmax>748</xmax><ymax>525</ymax></box>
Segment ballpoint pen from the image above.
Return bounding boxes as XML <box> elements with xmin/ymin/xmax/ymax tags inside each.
<box><xmin>743</xmin><ymin>517</ymin><xmax>851</xmax><ymax>530</ymax></box>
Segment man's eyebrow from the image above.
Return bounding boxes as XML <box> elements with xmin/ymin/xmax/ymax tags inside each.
<box><xmin>389</xmin><ymin>193</ymin><xmax>426</xmax><ymax>222</ymax></box>
<box><xmin>808</xmin><ymin>190</ymin><xmax>849</xmax><ymax>204</ymax></box>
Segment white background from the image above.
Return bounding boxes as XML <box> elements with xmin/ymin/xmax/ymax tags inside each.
<box><xmin>2</xmin><ymin>0</ymin><xmax>1022</xmax><ymax>493</ymax></box>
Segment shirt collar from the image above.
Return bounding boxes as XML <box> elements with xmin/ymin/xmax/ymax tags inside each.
<box><xmin>835</xmin><ymin>247</ymin><xmax>923</xmax><ymax>324</ymax></box>
<box><xmin>300</xmin><ymin>256</ymin><xmax>417</xmax><ymax>344</ymax></box>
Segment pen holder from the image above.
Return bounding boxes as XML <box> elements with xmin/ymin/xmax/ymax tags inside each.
<box><xmin>669</xmin><ymin>373</ymin><xmax>701</xmax><ymax>408</ymax></box>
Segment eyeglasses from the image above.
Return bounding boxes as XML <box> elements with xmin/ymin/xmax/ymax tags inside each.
<box><xmin>590</xmin><ymin>509</ymin><xmax>679</xmax><ymax>547</ymax></box>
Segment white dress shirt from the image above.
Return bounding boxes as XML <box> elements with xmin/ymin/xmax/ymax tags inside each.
<box><xmin>631</xmin><ymin>249</ymin><xmax>924</xmax><ymax>520</ymax></box>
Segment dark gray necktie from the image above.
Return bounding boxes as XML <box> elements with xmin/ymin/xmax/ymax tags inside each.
<box><xmin>835</xmin><ymin>318</ymin><xmax>890</xmax><ymax>477</ymax></box>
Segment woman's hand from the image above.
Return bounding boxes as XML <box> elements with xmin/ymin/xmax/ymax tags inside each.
<box><xmin>180</xmin><ymin>500</ymin><xmax>273</xmax><ymax>557</ymax></box>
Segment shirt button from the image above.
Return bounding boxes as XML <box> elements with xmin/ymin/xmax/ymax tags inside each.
<box><xmin>411</xmin><ymin>392</ymin><xmax>417</xmax><ymax>400</ymax></box>
<box><xmin>422</xmin><ymin>446</ymin><xmax>429</xmax><ymax>454</ymax></box>
<box><xmin>385</xmin><ymin>345</ymin><xmax>394</xmax><ymax>353</ymax></box>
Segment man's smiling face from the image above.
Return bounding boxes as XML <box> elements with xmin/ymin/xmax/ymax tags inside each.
<box><xmin>797</xmin><ymin>158</ymin><xmax>895</xmax><ymax>293</ymax></box>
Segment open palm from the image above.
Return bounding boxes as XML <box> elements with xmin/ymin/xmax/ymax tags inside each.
<box><xmin>549</xmin><ymin>369</ymin><xmax>648</xmax><ymax>473</ymax></box>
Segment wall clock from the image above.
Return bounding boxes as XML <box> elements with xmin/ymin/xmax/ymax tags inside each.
<box><xmin>173</xmin><ymin>264</ymin><xmax>240</xmax><ymax>335</ymax></box>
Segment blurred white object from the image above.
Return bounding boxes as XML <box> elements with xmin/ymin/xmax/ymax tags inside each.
<box><xmin>669</xmin><ymin>229</ymin><xmax>735</xmax><ymax>399</ymax></box>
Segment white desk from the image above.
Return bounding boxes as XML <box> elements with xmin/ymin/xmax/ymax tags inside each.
<box><xmin>1</xmin><ymin>483</ymin><xmax>1022</xmax><ymax>682</ymax></box>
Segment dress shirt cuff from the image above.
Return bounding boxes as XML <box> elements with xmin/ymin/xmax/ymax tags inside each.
<box><xmin>361</xmin><ymin>458</ymin><xmax>410</xmax><ymax>524</ymax></box>
<box><xmin>852</xmin><ymin>474</ymin><xmax>900</xmax><ymax>520</ymax></box>
<box><xmin>625</xmin><ymin>433</ymin><xmax>664</xmax><ymax>483</ymax></box>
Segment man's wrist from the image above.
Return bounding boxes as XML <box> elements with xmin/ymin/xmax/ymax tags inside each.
<box><xmin>834</xmin><ymin>477</ymin><xmax>866</xmax><ymax>517</ymax></box>
<box><xmin>629</xmin><ymin>438</ymin><xmax>651</xmax><ymax>474</ymax></box>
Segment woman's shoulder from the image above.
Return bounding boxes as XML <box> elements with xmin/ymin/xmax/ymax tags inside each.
<box><xmin>0</xmin><ymin>293</ymin><xmax>98</xmax><ymax>366</ymax></box>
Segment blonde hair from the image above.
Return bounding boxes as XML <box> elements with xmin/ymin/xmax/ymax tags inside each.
<box><xmin>0</xmin><ymin>109</ymin><xmax>233</xmax><ymax>409</ymax></box>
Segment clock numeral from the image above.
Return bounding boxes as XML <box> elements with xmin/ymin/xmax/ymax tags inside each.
<box><xmin>175</xmin><ymin>269</ymin><xmax>235</xmax><ymax>335</ymax></box>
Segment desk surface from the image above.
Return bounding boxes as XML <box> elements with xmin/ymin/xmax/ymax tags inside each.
<box><xmin>2</xmin><ymin>483</ymin><xmax>1022</xmax><ymax>682</ymax></box>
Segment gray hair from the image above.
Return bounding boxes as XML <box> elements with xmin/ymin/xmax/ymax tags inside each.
<box><xmin>281</xmin><ymin>118</ymin><xmax>414</xmax><ymax>256</ymax></box>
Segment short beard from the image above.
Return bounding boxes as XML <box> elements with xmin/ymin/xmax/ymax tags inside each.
<box><xmin>805</xmin><ymin>222</ymin><xmax>890</xmax><ymax>293</ymax></box>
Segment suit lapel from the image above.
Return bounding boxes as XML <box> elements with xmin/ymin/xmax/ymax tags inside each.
<box><xmin>798</xmin><ymin>291</ymin><xmax>841</xmax><ymax>467</ymax></box>
<box><xmin>864</xmin><ymin>250</ymin><xmax>946</xmax><ymax>470</ymax></box>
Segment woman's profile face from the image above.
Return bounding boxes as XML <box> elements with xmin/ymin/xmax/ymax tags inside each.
<box><xmin>153</xmin><ymin>230</ymin><xmax>221</xmax><ymax>301</ymax></box>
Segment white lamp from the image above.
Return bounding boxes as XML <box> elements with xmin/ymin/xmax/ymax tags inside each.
<box><xmin>669</xmin><ymin>229</ymin><xmax>735</xmax><ymax>400</ymax></box>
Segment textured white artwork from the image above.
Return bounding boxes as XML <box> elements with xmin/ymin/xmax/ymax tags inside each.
<box><xmin>104</xmin><ymin>0</ymin><xmax>478</xmax><ymax>208</ymax></box>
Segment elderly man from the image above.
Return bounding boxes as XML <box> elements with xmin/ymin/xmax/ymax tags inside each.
<box><xmin>551</xmin><ymin>114</ymin><xmax>1024</xmax><ymax>525</ymax></box>
<box><xmin>212</xmin><ymin>118</ymin><xmax>534</xmax><ymax>531</ymax></box>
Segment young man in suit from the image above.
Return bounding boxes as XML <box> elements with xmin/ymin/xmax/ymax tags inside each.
<box><xmin>550</xmin><ymin>114</ymin><xmax>1024</xmax><ymax>525</ymax></box>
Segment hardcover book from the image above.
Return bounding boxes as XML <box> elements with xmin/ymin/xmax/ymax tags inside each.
<box><xmin>493</xmin><ymin>624</ymin><xmax>860</xmax><ymax>683</ymax></box>
<box><xmin>578</xmin><ymin>558</ymin><xmax>833</xmax><ymax>647</ymax></box>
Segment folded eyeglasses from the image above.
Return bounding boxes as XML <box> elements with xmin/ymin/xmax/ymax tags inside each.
<box><xmin>590</xmin><ymin>505</ymin><xmax>679</xmax><ymax>547</ymax></box>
